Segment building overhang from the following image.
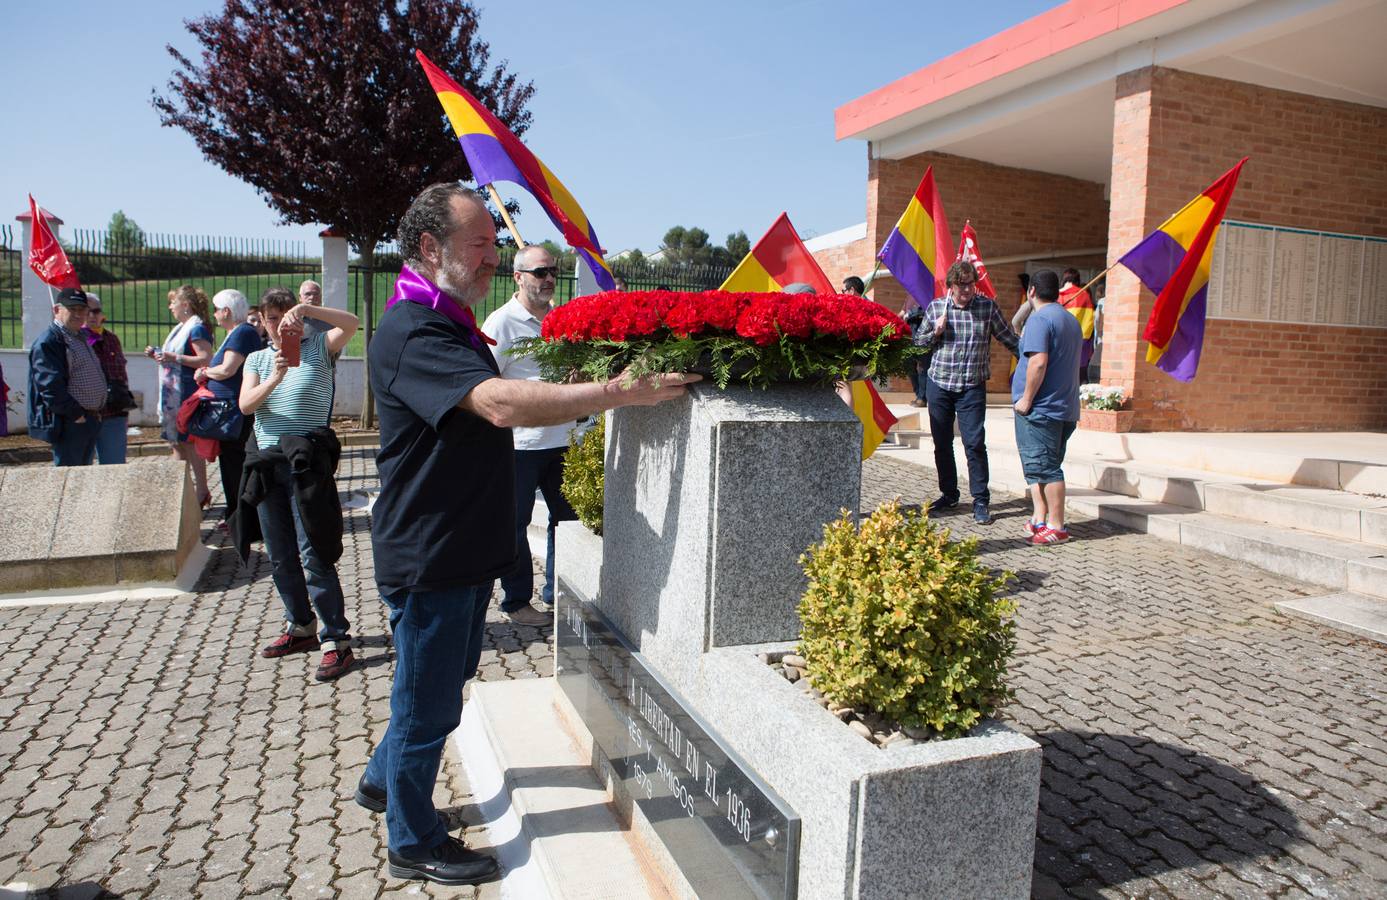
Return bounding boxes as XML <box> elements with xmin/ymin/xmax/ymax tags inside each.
<box><xmin>836</xmin><ymin>0</ymin><xmax>1387</xmax><ymax>185</ymax></box>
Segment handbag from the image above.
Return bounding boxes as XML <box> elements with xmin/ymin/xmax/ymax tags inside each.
<box><xmin>187</xmin><ymin>398</ymin><xmax>244</xmax><ymax>442</ymax></box>
<box><xmin>106</xmin><ymin>380</ymin><xmax>137</xmax><ymax>414</ymax></box>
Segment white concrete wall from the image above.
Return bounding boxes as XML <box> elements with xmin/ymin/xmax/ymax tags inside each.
<box><xmin>2</xmin><ymin>348</ymin><xmax>366</xmax><ymax>434</ymax></box>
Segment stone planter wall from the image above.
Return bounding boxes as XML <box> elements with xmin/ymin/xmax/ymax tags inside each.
<box><xmin>693</xmin><ymin>645</ymin><xmax>1040</xmax><ymax>900</ymax></box>
<box><xmin>1079</xmin><ymin>407</ymin><xmax>1136</xmax><ymax>432</ymax></box>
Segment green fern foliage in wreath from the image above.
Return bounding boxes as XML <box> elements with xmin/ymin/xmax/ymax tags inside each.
<box><xmin>561</xmin><ymin>415</ymin><xmax>605</xmax><ymax>536</ymax></box>
<box><xmin>797</xmin><ymin>500</ymin><xmax>1017</xmax><ymax>739</ymax></box>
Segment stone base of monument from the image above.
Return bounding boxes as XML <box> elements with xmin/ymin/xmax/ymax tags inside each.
<box><xmin>0</xmin><ymin>459</ymin><xmax>204</xmax><ymax>594</ymax></box>
<box><xmin>454</xmin><ymin>677</ymin><xmax>687</xmax><ymax>899</ymax></box>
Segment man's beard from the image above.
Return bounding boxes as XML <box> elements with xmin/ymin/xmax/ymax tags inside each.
<box><xmin>435</xmin><ymin>246</ymin><xmax>493</xmax><ymax>307</ymax></box>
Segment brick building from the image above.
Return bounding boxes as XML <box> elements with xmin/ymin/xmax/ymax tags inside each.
<box><xmin>814</xmin><ymin>0</ymin><xmax>1387</xmax><ymax>432</ymax></box>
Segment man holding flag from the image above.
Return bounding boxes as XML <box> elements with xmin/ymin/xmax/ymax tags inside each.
<box><xmin>916</xmin><ymin>261</ymin><xmax>1020</xmax><ymax>524</ymax></box>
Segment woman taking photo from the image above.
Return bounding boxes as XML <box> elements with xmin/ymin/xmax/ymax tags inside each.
<box><xmin>147</xmin><ymin>285</ymin><xmax>214</xmax><ymax>506</ymax></box>
<box><xmin>198</xmin><ymin>289</ymin><xmax>264</xmax><ymax>522</ymax></box>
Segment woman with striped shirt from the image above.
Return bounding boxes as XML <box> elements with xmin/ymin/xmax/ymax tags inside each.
<box><xmin>240</xmin><ymin>287</ymin><xmax>359</xmax><ymax>681</ymax></box>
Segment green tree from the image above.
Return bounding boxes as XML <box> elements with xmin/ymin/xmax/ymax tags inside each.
<box><xmin>661</xmin><ymin>226</ymin><xmax>713</xmax><ymax>266</ymax></box>
<box><xmin>723</xmin><ymin>230</ymin><xmax>750</xmax><ymax>263</ymax></box>
<box><xmin>107</xmin><ymin>210</ymin><xmax>145</xmax><ymax>250</ymax></box>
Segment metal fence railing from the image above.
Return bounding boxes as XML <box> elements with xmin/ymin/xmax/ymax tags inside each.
<box><xmin>0</xmin><ymin>225</ymin><xmax>21</xmax><ymax>348</ymax></box>
<box><xmin>1</xmin><ymin>227</ymin><xmax>735</xmax><ymax>354</ymax></box>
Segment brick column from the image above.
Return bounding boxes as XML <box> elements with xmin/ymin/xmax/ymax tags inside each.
<box><xmin>1102</xmin><ymin>68</ymin><xmax>1158</xmax><ymax>426</ymax></box>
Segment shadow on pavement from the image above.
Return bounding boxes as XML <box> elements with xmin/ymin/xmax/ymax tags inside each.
<box><xmin>1031</xmin><ymin>729</ymin><xmax>1303</xmax><ymax>893</ymax></box>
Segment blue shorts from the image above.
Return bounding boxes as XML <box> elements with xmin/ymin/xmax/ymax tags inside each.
<box><xmin>1014</xmin><ymin>412</ymin><xmax>1076</xmax><ymax>485</ymax></box>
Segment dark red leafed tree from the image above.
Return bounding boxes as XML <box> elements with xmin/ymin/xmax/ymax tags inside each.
<box><xmin>153</xmin><ymin>0</ymin><xmax>534</xmax><ymax>426</ymax></box>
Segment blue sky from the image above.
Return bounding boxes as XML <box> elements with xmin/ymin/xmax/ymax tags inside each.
<box><xmin>1</xmin><ymin>0</ymin><xmax>1053</xmax><ymax>254</ymax></box>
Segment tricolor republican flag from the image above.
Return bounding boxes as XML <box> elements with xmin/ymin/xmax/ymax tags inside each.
<box><xmin>718</xmin><ymin>213</ymin><xmax>833</xmax><ymax>294</ymax></box>
<box><xmin>416</xmin><ymin>51</ymin><xmax>616</xmax><ymax>291</ymax></box>
<box><xmin>1117</xmin><ymin>158</ymin><xmax>1247</xmax><ymax>382</ymax></box>
<box><xmin>877</xmin><ymin>166</ymin><xmax>953</xmax><ymax>309</ymax></box>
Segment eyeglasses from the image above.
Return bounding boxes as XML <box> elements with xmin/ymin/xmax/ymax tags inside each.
<box><xmin>517</xmin><ymin>266</ymin><xmax>559</xmax><ymax>279</ymax></box>
<box><xmin>954</xmin><ymin>281</ymin><xmax>977</xmax><ymax>290</ymax></box>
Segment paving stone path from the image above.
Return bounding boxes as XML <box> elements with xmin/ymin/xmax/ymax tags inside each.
<box><xmin>0</xmin><ymin>449</ymin><xmax>1383</xmax><ymax>898</ymax></box>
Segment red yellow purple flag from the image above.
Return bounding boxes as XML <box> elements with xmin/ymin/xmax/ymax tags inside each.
<box><xmin>26</xmin><ymin>195</ymin><xmax>80</xmax><ymax>290</ymax></box>
<box><xmin>877</xmin><ymin>166</ymin><xmax>953</xmax><ymax>309</ymax></box>
<box><xmin>848</xmin><ymin>380</ymin><xmax>898</xmax><ymax>459</ymax></box>
<box><xmin>719</xmin><ymin>213</ymin><xmax>834</xmax><ymax>293</ymax></box>
<box><xmin>416</xmin><ymin>51</ymin><xmax>616</xmax><ymax>291</ymax></box>
<box><xmin>1118</xmin><ymin>159</ymin><xmax>1247</xmax><ymax>382</ymax></box>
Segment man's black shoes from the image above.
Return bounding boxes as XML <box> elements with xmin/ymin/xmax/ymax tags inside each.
<box><xmin>928</xmin><ymin>496</ymin><xmax>959</xmax><ymax>516</ymax></box>
<box><xmin>388</xmin><ymin>836</ymin><xmax>500</xmax><ymax>886</ymax></box>
<box><xmin>355</xmin><ymin>777</ymin><xmax>386</xmax><ymax>813</ymax></box>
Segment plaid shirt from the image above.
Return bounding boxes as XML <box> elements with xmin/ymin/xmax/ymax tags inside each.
<box><xmin>915</xmin><ymin>295</ymin><xmax>1020</xmax><ymax>391</ymax></box>
<box><xmin>84</xmin><ymin>328</ymin><xmax>130</xmax><ymax>418</ymax></box>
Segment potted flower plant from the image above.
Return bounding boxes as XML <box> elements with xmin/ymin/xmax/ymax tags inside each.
<box><xmin>1078</xmin><ymin>383</ymin><xmax>1134</xmax><ymax>432</ymax></box>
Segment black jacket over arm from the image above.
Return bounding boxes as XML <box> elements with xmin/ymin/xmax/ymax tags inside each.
<box><xmin>231</xmin><ymin>427</ymin><xmax>344</xmax><ymax>566</ymax></box>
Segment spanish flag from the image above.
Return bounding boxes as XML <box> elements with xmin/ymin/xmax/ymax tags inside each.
<box><xmin>1118</xmin><ymin>159</ymin><xmax>1247</xmax><ymax>382</ymax></box>
<box><xmin>416</xmin><ymin>51</ymin><xmax>616</xmax><ymax>291</ymax></box>
<box><xmin>848</xmin><ymin>381</ymin><xmax>897</xmax><ymax>460</ymax></box>
<box><xmin>877</xmin><ymin>166</ymin><xmax>953</xmax><ymax>308</ymax></box>
<box><xmin>719</xmin><ymin>213</ymin><xmax>833</xmax><ymax>294</ymax></box>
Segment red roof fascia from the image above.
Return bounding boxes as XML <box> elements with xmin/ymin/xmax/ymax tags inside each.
<box><xmin>834</xmin><ymin>0</ymin><xmax>1193</xmax><ymax>140</ymax></box>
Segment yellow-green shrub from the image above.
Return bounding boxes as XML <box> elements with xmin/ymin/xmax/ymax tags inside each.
<box><xmin>797</xmin><ymin>500</ymin><xmax>1016</xmax><ymax>739</ymax></box>
<box><xmin>561</xmin><ymin>415</ymin><xmax>605</xmax><ymax>535</ymax></box>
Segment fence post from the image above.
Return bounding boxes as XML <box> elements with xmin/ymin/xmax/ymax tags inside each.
<box><xmin>15</xmin><ymin>205</ymin><xmax>62</xmax><ymax>349</ymax></box>
<box><xmin>319</xmin><ymin>228</ymin><xmax>349</xmax><ymax>313</ymax></box>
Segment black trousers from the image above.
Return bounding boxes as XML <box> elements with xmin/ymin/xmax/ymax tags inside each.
<box><xmin>218</xmin><ymin>414</ymin><xmax>255</xmax><ymax>520</ymax></box>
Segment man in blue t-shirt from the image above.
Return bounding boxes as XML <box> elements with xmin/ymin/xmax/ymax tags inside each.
<box><xmin>1010</xmin><ymin>269</ymin><xmax>1083</xmax><ymax>545</ymax></box>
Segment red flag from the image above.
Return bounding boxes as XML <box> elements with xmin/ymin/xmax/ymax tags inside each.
<box><xmin>27</xmin><ymin>195</ymin><xmax>80</xmax><ymax>290</ymax></box>
<box><xmin>955</xmin><ymin>220</ymin><xmax>995</xmax><ymax>299</ymax></box>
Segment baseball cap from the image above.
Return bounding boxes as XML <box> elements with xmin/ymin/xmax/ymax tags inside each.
<box><xmin>56</xmin><ymin>288</ymin><xmax>90</xmax><ymax>308</ymax></box>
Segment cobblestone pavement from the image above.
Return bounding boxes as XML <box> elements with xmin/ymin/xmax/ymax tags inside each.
<box><xmin>0</xmin><ymin>449</ymin><xmax>1383</xmax><ymax>898</ymax></box>
<box><xmin>862</xmin><ymin>455</ymin><xmax>1387</xmax><ymax>899</ymax></box>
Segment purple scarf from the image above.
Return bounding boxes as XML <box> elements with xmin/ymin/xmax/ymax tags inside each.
<box><xmin>386</xmin><ymin>264</ymin><xmax>495</xmax><ymax>351</ymax></box>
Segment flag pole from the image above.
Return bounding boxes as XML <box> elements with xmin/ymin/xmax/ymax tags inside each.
<box><xmin>1075</xmin><ymin>261</ymin><xmax>1120</xmax><ymax>297</ymax></box>
<box><xmin>486</xmin><ymin>184</ymin><xmax>526</xmax><ymax>248</ymax></box>
<box><xmin>861</xmin><ymin>260</ymin><xmax>884</xmax><ymax>291</ymax></box>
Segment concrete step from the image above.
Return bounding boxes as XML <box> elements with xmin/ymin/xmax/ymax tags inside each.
<box><xmin>876</xmin><ymin>440</ymin><xmax>1387</xmax><ymax>602</ymax></box>
<box><xmin>1274</xmin><ymin>592</ymin><xmax>1387</xmax><ymax>646</ymax></box>
<box><xmin>885</xmin><ymin>422</ymin><xmax>1387</xmax><ymax>547</ymax></box>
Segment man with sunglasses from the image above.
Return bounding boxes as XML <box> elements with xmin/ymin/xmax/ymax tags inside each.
<box><xmin>481</xmin><ymin>246</ymin><xmax>579</xmax><ymax>627</ymax></box>
<box><xmin>916</xmin><ymin>260</ymin><xmax>1020</xmax><ymax>525</ymax></box>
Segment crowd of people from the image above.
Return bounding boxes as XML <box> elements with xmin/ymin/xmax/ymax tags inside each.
<box><xmin>20</xmin><ymin>186</ymin><xmax>1089</xmax><ymax>885</ymax></box>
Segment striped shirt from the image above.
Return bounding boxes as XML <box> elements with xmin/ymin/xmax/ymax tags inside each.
<box><xmin>916</xmin><ymin>295</ymin><xmax>1020</xmax><ymax>391</ymax></box>
<box><xmin>245</xmin><ymin>330</ymin><xmax>335</xmax><ymax>448</ymax></box>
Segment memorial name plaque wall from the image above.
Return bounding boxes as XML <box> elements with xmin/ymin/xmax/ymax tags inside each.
<box><xmin>555</xmin><ymin>581</ymin><xmax>800</xmax><ymax>899</ymax></box>
<box><xmin>1208</xmin><ymin>220</ymin><xmax>1387</xmax><ymax>327</ymax></box>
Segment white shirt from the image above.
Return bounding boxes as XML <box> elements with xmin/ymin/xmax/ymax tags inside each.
<box><xmin>482</xmin><ymin>296</ymin><xmax>576</xmax><ymax>450</ymax></box>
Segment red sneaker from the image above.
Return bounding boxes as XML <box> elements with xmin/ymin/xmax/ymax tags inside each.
<box><xmin>1024</xmin><ymin>520</ymin><xmax>1043</xmax><ymax>537</ymax></box>
<box><xmin>315</xmin><ymin>648</ymin><xmax>355</xmax><ymax>682</ymax></box>
<box><xmin>1030</xmin><ymin>526</ymin><xmax>1071</xmax><ymax>546</ymax></box>
<box><xmin>261</xmin><ymin>632</ymin><xmax>320</xmax><ymax>658</ymax></box>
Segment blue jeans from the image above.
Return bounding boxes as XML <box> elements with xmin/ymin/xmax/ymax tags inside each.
<box><xmin>51</xmin><ymin>417</ymin><xmax>101</xmax><ymax>467</ymax></box>
<box><xmin>95</xmin><ymin>416</ymin><xmax>127</xmax><ymax>465</ymax></box>
<box><xmin>363</xmin><ymin>583</ymin><xmax>492</xmax><ymax>854</ymax></box>
<box><xmin>500</xmin><ymin>447</ymin><xmax>577</xmax><ymax>612</ymax></box>
<box><xmin>255</xmin><ymin>460</ymin><xmax>350</xmax><ymax>648</ymax></box>
<box><xmin>925</xmin><ymin>378</ymin><xmax>990</xmax><ymax>506</ymax></box>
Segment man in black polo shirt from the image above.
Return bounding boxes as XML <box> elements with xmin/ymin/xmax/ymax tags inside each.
<box><xmin>359</xmin><ymin>183</ymin><xmax>695</xmax><ymax>887</ymax></box>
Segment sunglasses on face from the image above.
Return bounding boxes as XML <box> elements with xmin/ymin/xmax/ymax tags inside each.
<box><xmin>518</xmin><ymin>266</ymin><xmax>559</xmax><ymax>279</ymax></box>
